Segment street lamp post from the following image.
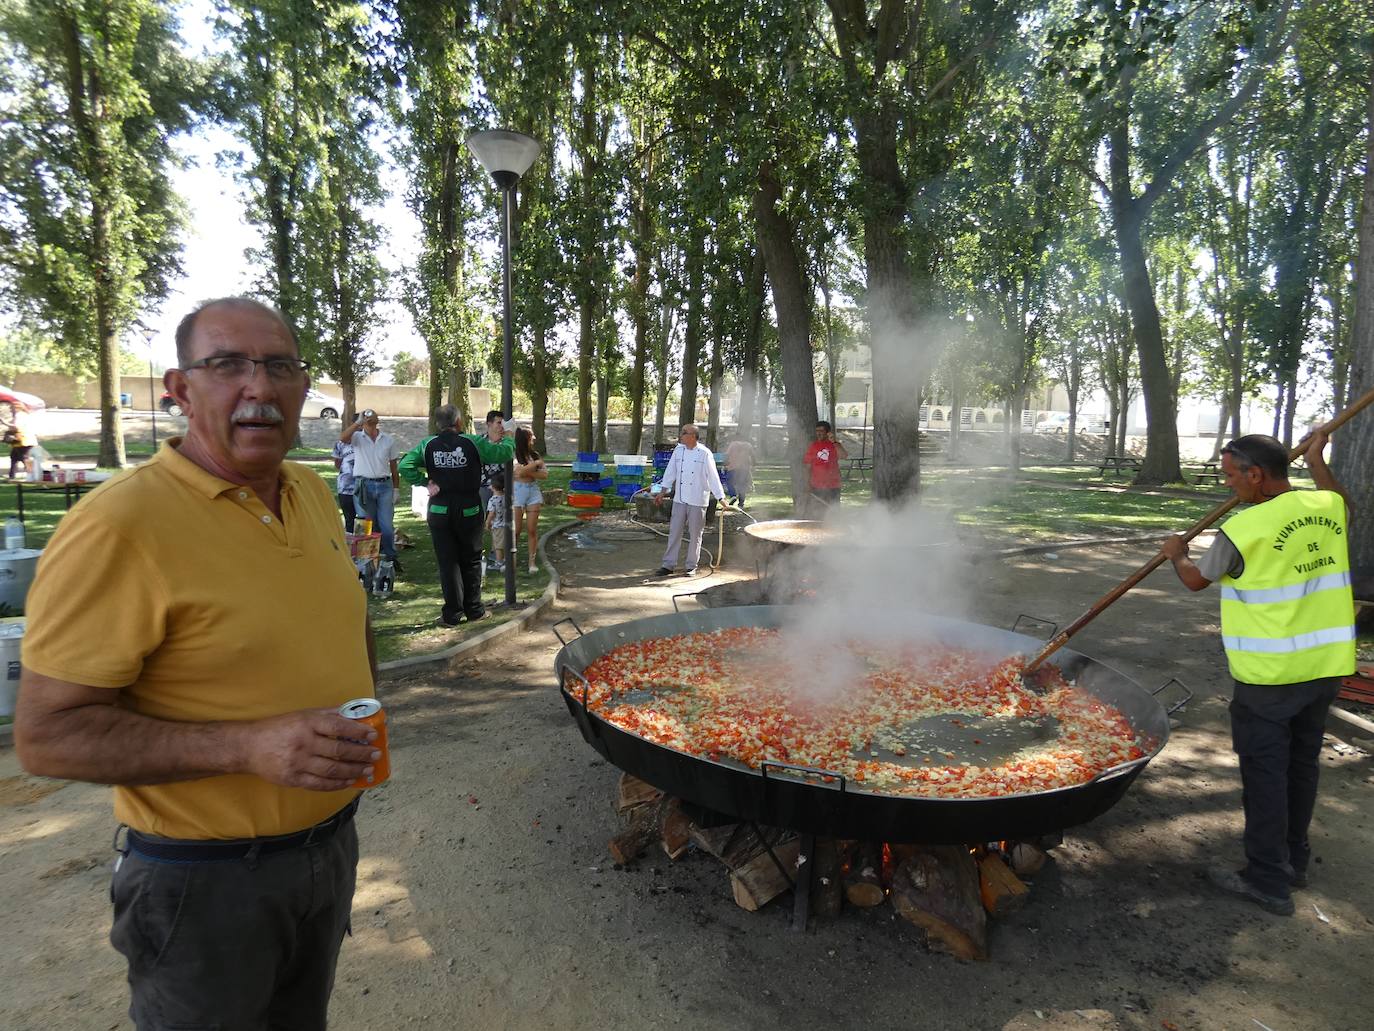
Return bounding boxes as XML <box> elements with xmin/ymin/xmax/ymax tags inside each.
<box><xmin>140</xmin><ymin>325</ymin><xmax>158</xmax><ymax>451</ymax></box>
<box><xmin>465</xmin><ymin>129</ymin><xmax>541</xmax><ymax>607</ymax></box>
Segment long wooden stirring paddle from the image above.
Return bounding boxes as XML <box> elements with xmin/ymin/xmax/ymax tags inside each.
<box><xmin>1020</xmin><ymin>383</ymin><xmax>1374</xmax><ymax>687</ymax></box>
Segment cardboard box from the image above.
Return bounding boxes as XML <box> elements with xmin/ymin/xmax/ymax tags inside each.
<box><xmin>346</xmin><ymin>532</ymin><xmax>381</xmax><ymax>561</ymax></box>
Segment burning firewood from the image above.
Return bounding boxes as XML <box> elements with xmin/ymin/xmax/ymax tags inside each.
<box><xmin>976</xmin><ymin>851</ymin><xmax>1029</xmax><ymax>917</ymax></box>
<box><xmin>890</xmin><ymin>846</ymin><xmax>988</xmax><ymax>961</ymax></box>
<box><xmin>844</xmin><ymin>841</ymin><xmax>886</xmax><ymax>908</ymax></box>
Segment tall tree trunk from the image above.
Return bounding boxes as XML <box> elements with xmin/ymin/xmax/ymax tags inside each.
<box><xmin>819</xmin><ymin>266</ymin><xmax>839</xmax><ymax>426</ymax></box>
<box><xmin>595</xmin><ymin>331</ymin><xmax>609</xmax><ymax>453</ymax></box>
<box><xmin>752</xmin><ymin>164</ymin><xmax>817</xmax><ymax>508</ymax></box>
<box><xmin>1332</xmin><ymin>58</ymin><xmax>1374</xmax><ymax>594</ymax></box>
<box><xmin>1211</xmin><ymin>401</ymin><xmax>1229</xmax><ymax>461</ymax></box>
<box><xmin>628</xmin><ymin>267</ymin><xmax>649</xmax><ymax>452</ymax></box>
<box><xmin>1282</xmin><ymin>369</ymin><xmax>1299</xmax><ymax>447</ymax></box>
<box><xmin>653</xmin><ymin>325</ymin><xmax>669</xmax><ymax>449</ymax></box>
<box><xmin>735</xmin><ymin>251</ymin><xmax>767</xmax><ymax>445</ymax></box>
<box><xmin>1108</xmin><ymin>113</ymin><xmax>1182</xmax><ymax>484</ymax></box>
<box><xmin>531</xmin><ymin>323</ymin><xmax>550</xmax><ymax>449</ymax></box>
<box><xmin>426</xmin><ymin>355</ymin><xmax>443</xmax><ymax>430</ymax></box>
<box><xmin>60</xmin><ymin>12</ymin><xmax>124</xmax><ymax>468</ymax></box>
<box><xmin>578</xmin><ymin>295</ymin><xmax>595</xmax><ymax>450</ymax></box>
<box><xmin>706</xmin><ymin>328</ymin><xmax>723</xmax><ymax>450</ymax></box>
<box><xmin>678</xmin><ymin>230</ymin><xmax>704</xmax><ymax>428</ymax></box>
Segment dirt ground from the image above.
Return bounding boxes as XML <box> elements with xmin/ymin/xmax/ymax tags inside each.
<box><xmin>3</xmin><ymin>511</ymin><xmax>1372</xmax><ymax>1031</ymax></box>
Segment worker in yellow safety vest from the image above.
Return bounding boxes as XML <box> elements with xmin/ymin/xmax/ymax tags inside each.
<box><xmin>1162</xmin><ymin>430</ymin><xmax>1355</xmax><ymax>916</ymax></box>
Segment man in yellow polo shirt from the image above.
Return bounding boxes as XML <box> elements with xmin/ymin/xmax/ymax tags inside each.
<box><xmin>16</xmin><ymin>297</ymin><xmax>380</xmax><ymax>1028</ymax></box>
<box><xmin>1162</xmin><ymin>431</ymin><xmax>1355</xmax><ymax>916</ymax></box>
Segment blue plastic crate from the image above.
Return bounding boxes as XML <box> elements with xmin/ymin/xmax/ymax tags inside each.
<box><xmin>652</xmin><ymin>455</ymin><xmax>672</xmax><ymax>470</ymax></box>
<box><xmin>616</xmin><ymin>464</ymin><xmax>647</xmax><ymax>476</ymax></box>
<box><xmin>570</xmin><ymin>470</ymin><xmax>602</xmax><ymax>482</ymax></box>
<box><xmin>575</xmin><ymin>451</ymin><xmax>600</xmax><ymax>464</ymax></box>
<box><xmin>568</xmin><ymin>477</ymin><xmax>612</xmax><ymax>493</ymax></box>
<box><xmin>571</xmin><ymin>461</ymin><xmax>604</xmax><ymax>474</ymax></box>
<box><xmin>615</xmin><ymin>482</ymin><xmax>642</xmax><ymax>498</ymax></box>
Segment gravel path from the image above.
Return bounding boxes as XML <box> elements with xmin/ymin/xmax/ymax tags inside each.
<box><xmin>2</xmin><ymin>518</ymin><xmax>1372</xmax><ymax>1030</ymax></box>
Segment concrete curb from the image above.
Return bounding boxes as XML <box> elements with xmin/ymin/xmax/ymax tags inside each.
<box><xmin>376</xmin><ymin>520</ymin><xmax>575</xmax><ymax>674</ymax></box>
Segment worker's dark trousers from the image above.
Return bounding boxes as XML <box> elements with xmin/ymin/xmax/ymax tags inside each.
<box><xmin>1229</xmin><ymin>677</ymin><xmax>1342</xmax><ymax>897</ymax></box>
<box><xmin>428</xmin><ymin>505</ymin><xmax>485</xmax><ymax>621</ymax></box>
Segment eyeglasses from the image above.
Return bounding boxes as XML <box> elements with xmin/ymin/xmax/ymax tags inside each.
<box><xmin>183</xmin><ymin>356</ymin><xmax>310</xmax><ymax>382</ymax></box>
<box><xmin>1220</xmin><ymin>441</ymin><xmax>1254</xmax><ymax>467</ymax></box>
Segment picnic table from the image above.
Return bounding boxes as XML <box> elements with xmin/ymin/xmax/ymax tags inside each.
<box><xmin>1192</xmin><ymin>460</ymin><xmax>1222</xmax><ymax>486</ymax></box>
<box><xmin>1096</xmin><ymin>454</ymin><xmax>1142</xmax><ymax>477</ymax></box>
<box><xmin>12</xmin><ymin>478</ymin><xmax>99</xmax><ymax>522</ymax></box>
<box><xmin>844</xmin><ymin>456</ymin><xmax>873</xmax><ymax>482</ymax></box>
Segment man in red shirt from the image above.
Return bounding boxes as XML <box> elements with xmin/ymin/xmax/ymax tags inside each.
<box><xmin>803</xmin><ymin>420</ymin><xmax>847</xmax><ymax>514</ymax></box>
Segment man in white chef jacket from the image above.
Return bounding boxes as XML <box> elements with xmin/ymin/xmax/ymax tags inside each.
<box><xmin>654</xmin><ymin>424</ymin><xmax>726</xmax><ymax>576</ymax></box>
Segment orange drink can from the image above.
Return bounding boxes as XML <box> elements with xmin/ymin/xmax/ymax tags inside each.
<box><xmin>339</xmin><ymin>697</ymin><xmax>390</xmax><ymax>788</ymax></box>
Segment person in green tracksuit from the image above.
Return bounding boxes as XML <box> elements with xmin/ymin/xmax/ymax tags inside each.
<box><xmin>398</xmin><ymin>405</ymin><xmax>514</xmax><ymax>625</ymax></box>
<box><xmin>1162</xmin><ymin>430</ymin><xmax>1355</xmax><ymax>916</ymax></box>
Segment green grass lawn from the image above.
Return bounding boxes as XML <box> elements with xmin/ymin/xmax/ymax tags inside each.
<box><xmin>6</xmin><ymin>455</ymin><xmax>1352</xmax><ymax>660</ymax></box>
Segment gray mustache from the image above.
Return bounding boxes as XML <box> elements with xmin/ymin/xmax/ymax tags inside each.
<box><xmin>232</xmin><ymin>403</ymin><xmax>284</xmax><ymax>424</ymax></box>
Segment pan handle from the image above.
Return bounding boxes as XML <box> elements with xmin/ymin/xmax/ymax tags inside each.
<box><xmin>551</xmin><ymin>617</ymin><xmax>585</xmax><ymax>647</ymax></box>
<box><xmin>759</xmin><ymin>760</ymin><xmax>847</xmax><ymax>793</ymax></box>
<box><xmin>1011</xmin><ymin>614</ymin><xmax>1059</xmax><ymax>640</ymax></box>
<box><xmin>560</xmin><ymin>666</ymin><xmax>592</xmax><ymax>710</ymax></box>
<box><xmin>1151</xmin><ymin>676</ymin><xmax>1193</xmax><ymax>715</ymax></box>
<box><xmin>1088</xmin><ymin>756</ymin><xmax>1148</xmax><ymax>785</ymax></box>
<box><xmin>671</xmin><ymin>592</ymin><xmax>701</xmax><ymax>614</ymax></box>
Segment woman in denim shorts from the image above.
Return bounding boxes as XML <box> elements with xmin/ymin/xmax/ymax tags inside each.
<box><xmin>512</xmin><ymin>427</ymin><xmax>547</xmax><ymax>573</ymax></box>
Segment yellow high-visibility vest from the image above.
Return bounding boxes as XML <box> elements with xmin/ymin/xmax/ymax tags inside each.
<box><xmin>1218</xmin><ymin>489</ymin><xmax>1356</xmax><ymax>684</ymax></box>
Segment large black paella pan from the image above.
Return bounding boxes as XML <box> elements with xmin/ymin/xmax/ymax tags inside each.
<box><xmin>553</xmin><ymin>606</ymin><xmax>1180</xmax><ymax>845</ymax></box>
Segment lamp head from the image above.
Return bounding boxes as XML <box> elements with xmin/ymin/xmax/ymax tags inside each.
<box><xmin>465</xmin><ymin>129</ymin><xmax>541</xmax><ymax>187</ymax></box>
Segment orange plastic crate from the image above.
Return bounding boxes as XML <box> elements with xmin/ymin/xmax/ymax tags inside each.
<box><xmin>567</xmin><ymin>493</ymin><xmax>604</xmax><ymax>509</ymax></box>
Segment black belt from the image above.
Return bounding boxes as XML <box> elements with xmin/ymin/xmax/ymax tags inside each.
<box><xmin>125</xmin><ymin>796</ymin><xmax>360</xmax><ymax>863</ymax></box>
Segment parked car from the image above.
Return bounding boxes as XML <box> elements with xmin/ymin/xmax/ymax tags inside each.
<box><xmin>302</xmin><ymin>388</ymin><xmax>344</xmax><ymax>420</ymax></box>
<box><xmin>1034</xmin><ymin>412</ymin><xmax>1071</xmax><ymax>433</ymax></box>
<box><xmin>160</xmin><ymin>388</ymin><xmax>343</xmax><ymax>420</ymax></box>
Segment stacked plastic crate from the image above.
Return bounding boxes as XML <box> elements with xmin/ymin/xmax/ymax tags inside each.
<box><xmin>651</xmin><ymin>444</ymin><xmax>675</xmax><ymax>484</ymax></box>
<box><xmin>568</xmin><ymin>451</ymin><xmax>608</xmax><ymax>510</ymax></box>
<box><xmin>612</xmin><ymin>454</ymin><xmax>647</xmax><ymax>499</ymax></box>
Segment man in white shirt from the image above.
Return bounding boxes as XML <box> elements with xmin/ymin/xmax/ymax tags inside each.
<box><xmin>654</xmin><ymin>424</ymin><xmax>726</xmax><ymax>576</ymax></box>
<box><xmin>341</xmin><ymin>409</ymin><xmax>402</xmax><ymax>565</ymax></box>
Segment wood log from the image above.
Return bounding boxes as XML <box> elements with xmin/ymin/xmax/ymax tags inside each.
<box><xmin>616</xmin><ymin>773</ymin><xmax>663</xmax><ymax>814</ymax></box>
<box><xmin>810</xmin><ymin>838</ymin><xmax>844</xmax><ymax>919</ymax></box>
<box><xmin>844</xmin><ymin>841</ymin><xmax>886</xmax><ymax>908</ymax></box>
<box><xmin>688</xmin><ymin>822</ymin><xmax>776</xmax><ymax>870</ymax></box>
<box><xmin>977</xmin><ymin>852</ymin><xmax>1030</xmax><ymax>917</ymax></box>
<box><xmin>1009</xmin><ymin>842</ymin><xmax>1049</xmax><ymax>878</ymax></box>
<box><xmin>608</xmin><ymin>801</ymin><xmax>661</xmax><ymax>865</ymax></box>
<box><xmin>890</xmin><ymin>846</ymin><xmax>988</xmax><ymax>961</ymax></box>
<box><xmin>730</xmin><ymin>837</ymin><xmax>801</xmax><ymax>912</ymax></box>
<box><xmin>660</xmin><ymin>799</ymin><xmax>692</xmax><ymax>860</ymax></box>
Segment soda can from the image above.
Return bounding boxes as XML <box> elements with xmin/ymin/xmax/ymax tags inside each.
<box><xmin>358</xmin><ymin>518</ymin><xmax>374</xmax><ymax>535</ymax></box>
<box><xmin>338</xmin><ymin>697</ymin><xmax>390</xmax><ymax>789</ymax></box>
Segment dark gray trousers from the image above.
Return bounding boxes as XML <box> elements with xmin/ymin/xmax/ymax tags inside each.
<box><xmin>110</xmin><ymin>821</ymin><xmax>358</xmax><ymax>1030</ymax></box>
<box><xmin>1230</xmin><ymin>677</ymin><xmax>1341</xmax><ymax>897</ymax></box>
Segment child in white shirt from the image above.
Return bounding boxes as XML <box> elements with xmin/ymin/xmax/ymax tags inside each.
<box><xmin>485</xmin><ymin>475</ymin><xmax>508</xmax><ymax>570</ymax></box>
